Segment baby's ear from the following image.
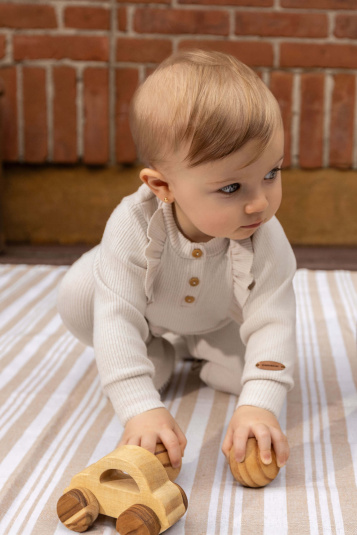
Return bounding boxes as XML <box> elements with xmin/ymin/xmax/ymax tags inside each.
<box><xmin>139</xmin><ymin>168</ymin><xmax>173</xmax><ymax>204</ymax></box>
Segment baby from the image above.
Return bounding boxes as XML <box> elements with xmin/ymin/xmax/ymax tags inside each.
<box><xmin>57</xmin><ymin>49</ymin><xmax>296</xmax><ymax>471</ymax></box>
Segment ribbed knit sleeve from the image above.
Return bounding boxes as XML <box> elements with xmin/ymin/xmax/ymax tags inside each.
<box><xmin>93</xmin><ymin>194</ymin><xmax>165</xmax><ymax>425</ymax></box>
<box><xmin>237</xmin><ymin>217</ymin><xmax>297</xmax><ymax>418</ymax></box>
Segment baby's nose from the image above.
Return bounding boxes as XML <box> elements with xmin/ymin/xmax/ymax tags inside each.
<box><xmin>245</xmin><ymin>194</ymin><xmax>269</xmax><ymax>214</ymax></box>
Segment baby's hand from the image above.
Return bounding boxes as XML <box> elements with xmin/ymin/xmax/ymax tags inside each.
<box><xmin>119</xmin><ymin>407</ymin><xmax>187</xmax><ymax>469</ymax></box>
<box><xmin>222</xmin><ymin>405</ymin><xmax>289</xmax><ymax>468</ymax></box>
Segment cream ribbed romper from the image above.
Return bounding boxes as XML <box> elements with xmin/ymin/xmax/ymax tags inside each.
<box><xmin>57</xmin><ymin>184</ymin><xmax>297</xmax><ymax>425</ymax></box>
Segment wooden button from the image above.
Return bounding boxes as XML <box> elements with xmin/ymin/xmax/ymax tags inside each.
<box><xmin>189</xmin><ymin>277</ymin><xmax>200</xmax><ymax>286</ymax></box>
<box><xmin>185</xmin><ymin>296</ymin><xmax>195</xmax><ymax>303</ymax></box>
<box><xmin>192</xmin><ymin>249</ymin><xmax>203</xmax><ymax>258</ymax></box>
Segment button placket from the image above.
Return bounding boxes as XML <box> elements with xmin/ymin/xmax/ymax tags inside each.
<box><xmin>182</xmin><ymin>248</ymin><xmax>204</xmax><ymax>306</ymax></box>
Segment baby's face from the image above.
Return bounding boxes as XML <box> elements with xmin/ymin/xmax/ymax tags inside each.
<box><xmin>166</xmin><ymin>126</ymin><xmax>284</xmax><ymax>243</ymax></box>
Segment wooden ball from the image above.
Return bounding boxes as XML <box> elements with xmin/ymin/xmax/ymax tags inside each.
<box><xmin>57</xmin><ymin>487</ymin><xmax>99</xmax><ymax>532</ymax></box>
<box><xmin>229</xmin><ymin>437</ymin><xmax>280</xmax><ymax>488</ymax></box>
<box><xmin>154</xmin><ymin>443</ymin><xmax>181</xmax><ymax>481</ymax></box>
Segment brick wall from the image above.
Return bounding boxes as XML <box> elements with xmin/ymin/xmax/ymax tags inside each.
<box><xmin>1</xmin><ymin>1</ymin><xmax>357</xmax><ymax>169</ymax></box>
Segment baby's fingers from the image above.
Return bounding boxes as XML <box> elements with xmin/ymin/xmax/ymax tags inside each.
<box><xmin>141</xmin><ymin>434</ymin><xmax>160</xmax><ymax>456</ymax></box>
<box><xmin>159</xmin><ymin>428</ymin><xmax>183</xmax><ymax>469</ymax></box>
<box><xmin>270</xmin><ymin>427</ymin><xmax>290</xmax><ymax>468</ymax></box>
<box><xmin>254</xmin><ymin>425</ymin><xmax>273</xmax><ymax>465</ymax></box>
<box><xmin>232</xmin><ymin>428</ymin><xmax>250</xmax><ymax>463</ymax></box>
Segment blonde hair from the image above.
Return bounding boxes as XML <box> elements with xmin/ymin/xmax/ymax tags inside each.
<box><xmin>130</xmin><ymin>49</ymin><xmax>282</xmax><ymax>169</ymax></box>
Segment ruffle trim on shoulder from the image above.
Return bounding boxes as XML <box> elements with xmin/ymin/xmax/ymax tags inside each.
<box><xmin>229</xmin><ymin>238</ymin><xmax>254</xmax><ymax>310</ymax></box>
<box><xmin>144</xmin><ymin>205</ymin><xmax>166</xmax><ymax>303</ymax></box>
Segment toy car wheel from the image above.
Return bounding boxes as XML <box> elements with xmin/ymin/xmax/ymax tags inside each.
<box><xmin>57</xmin><ymin>487</ymin><xmax>99</xmax><ymax>533</ymax></box>
<box><xmin>173</xmin><ymin>483</ymin><xmax>188</xmax><ymax>512</ymax></box>
<box><xmin>116</xmin><ymin>504</ymin><xmax>161</xmax><ymax>535</ymax></box>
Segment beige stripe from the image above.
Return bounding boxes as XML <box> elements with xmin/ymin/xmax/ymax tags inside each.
<box><xmin>184</xmin><ymin>390</ymin><xmax>231</xmax><ymax>533</ymax></box>
<box><xmin>0</xmin><ymin>363</ymin><xmax>100</xmax><ymax>531</ymax></box>
<box><xmin>0</xmin><ymin>269</ymin><xmax>52</xmax><ymax>313</ymax></box>
<box><xmin>31</xmin><ymin>400</ymin><xmax>114</xmax><ymax>535</ymax></box>
<box><xmin>0</xmin><ymin>332</ymin><xmax>83</xmax><ymax>459</ymax></box>
<box><xmin>0</xmin><ymin>265</ymin><xmax>32</xmax><ymax>292</ymax></box>
<box><xmin>215</xmin><ymin>459</ymin><xmax>231</xmax><ymax>534</ymax></box>
<box><xmin>170</xmin><ymin>364</ymin><xmax>202</xmax><ymax>435</ymax></box>
<box><xmin>348</xmin><ymin>271</ymin><xmax>357</xmax><ymax>294</ymax></box>
<box><xmin>328</xmin><ymin>271</ymin><xmax>357</xmax><ymax>383</ymax></box>
<box><xmin>285</xmin><ymin>398</ymin><xmax>310</xmax><ymax>532</ymax></box>
<box><xmin>309</xmin><ymin>271</ymin><xmax>357</xmax><ymax>529</ymax></box>
<box><xmin>0</xmin><ymin>265</ymin><xmax>20</xmax><ymax>278</ymax></box>
<box><xmin>286</xmin><ymin>271</ymin><xmax>318</xmax><ymax>533</ymax></box>
<box><xmin>0</xmin><ymin>307</ymin><xmax>59</xmax><ymax>377</ymax></box>
<box><xmin>240</xmin><ymin>487</ymin><xmax>264</xmax><ymax>535</ymax></box>
<box><xmin>227</xmin><ymin>470</ymin><xmax>239</xmax><ymax>535</ymax></box>
<box><xmin>0</xmin><ymin>270</ymin><xmax>63</xmax><ymax>338</ymax></box>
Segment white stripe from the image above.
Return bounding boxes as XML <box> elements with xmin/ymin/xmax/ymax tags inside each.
<box><xmin>170</xmin><ymin>383</ymin><xmax>216</xmax><ymax>535</ymax></box>
<box><xmin>0</xmin><ymin>268</ymin><xmax>64</xmax><ymax>328</ymax></box>
<box><xmin>0</xmin><ymin>334</ymin><xmax>76</xmax><ymax>437</ymax></box>
<box><xmin>300</xmin><ymin>271</ymin><xmax>345</xmax><ymax>534</ymax></box>
<box><xmin>165</xmin><ymin>361</ymin><xmax>191</xmax><ymax>418</ymax></box>
<box><xmin>2</xmin><ymin>378</ymin><xmax>105</xmax><ymax>534</ymax></box>
<box><xmin>0</xmin><ymin>291</ymin><xmax>57</xmax><ymax>356</ymax></box>
<box><xmin>334</xmin><ymin>271</ymin><xmax>357</xmax><ymax>335</ymax></box>
<box><xmin>315</xmin><ymin>271</ymin><xmax>357</xmax><ymax>487</ymax></box>
<box><xmin>0</xmin><ymin>314</ymin><xmax>64</xmax><ymax>384</ymax></box>
<box><xmin>53</xmin><ymin>413</ymin><xmax>123</xmax><ymax>534</ymax></box>
<box><xmin>0</xmin><ymin>346</ymin><xmax>94</xmax><ymax>487</ymax></box>
<box><xmin>301</xmin><ymin>272</ymin><xmax>332</xmax><ymax>535</ymax></box>
<box><xmin>294</xmin><ymin>271</ymin><xmax>319</xmax><ymax>534</ymax></box>
<box><xmin>206</xmin><ymin>394</ymin><xmax>237</xmax><ymax>535</ymax></box>
<box><xmin>0</xmin><ymin>265</ymin><xmax>29</xmax><ymax>291</ymax></box>
<box><xmin>263</xmin><ymin>400</ymin><xmax>288</xmax><ymax>535</ymax></box>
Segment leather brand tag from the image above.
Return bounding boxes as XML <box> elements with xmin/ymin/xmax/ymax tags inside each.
<box><xmin>256</xmin><ymin>361</ymin><xmax>285</xmax><ymax>371</ymax></box>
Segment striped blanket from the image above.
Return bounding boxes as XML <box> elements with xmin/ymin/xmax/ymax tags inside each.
<box><xmin>0</xmin><ymin>264</ymin><xmax>356</xmax><ymax>535</ymax></box>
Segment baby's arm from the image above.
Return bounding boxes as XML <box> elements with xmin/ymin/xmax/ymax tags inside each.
<box><xmin>119</xmin><ymin>408</ymin><xmax>187</xmax><ymax>468</ymax></box>
<box><xmin>93</xmin><ymin>198</ymin><xmax>186</xmax><ymax>463</ymax></box>
<box><xmin>229</xmin><ymin>218</ymin><xmax>296</xmax><ymax>463</ymax></box>
<box><xmin>222</xmin><ymin>406</ymin><xmax>289</xmax><ymax>467</ymax></box>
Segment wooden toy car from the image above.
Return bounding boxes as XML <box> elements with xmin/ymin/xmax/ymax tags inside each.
<box><xmin>57</xmin><ymin>443</ymin><xmax>188</xmax><ymax>534</ymax></box>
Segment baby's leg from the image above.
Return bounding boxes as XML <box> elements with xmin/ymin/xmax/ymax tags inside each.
<box><xmin>186</xmin><ymin>322</ymin><xmax>245</xmax><ymax>396</ymax></box>
<box><xmin>57</xmin><ymin>246</ymin><xmax>98</xmax><ymax>346</ymax></box>
<box><xmin>58</xmin><ymin>249</ymin><xmax>176</xmax><ymax>391</ymax></box>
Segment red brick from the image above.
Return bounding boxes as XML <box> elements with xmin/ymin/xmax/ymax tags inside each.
<box><xmin>281</xmin><ymin>0</ymin><xmax>357</xmax><ymax>7</ymax></box>
<box><xmin>0</xmin><ymin>35</ymin><xmax>5</xmax><ymax>59</ymax></box>
<box><xmin>83</xmin><ymin>68</ymin><xmax>109</xmax><ymax>164</ymax></box>
<box><xmin>329</xmin><ymin>75</ymin><xmax>355</xmax><ymax>169</ymax></box>
<box><xmin>235</xmin><ymin>12</ymin><xmax>327</xmax><ymax>38</ymax></box>
<box><xmin>0</xmin><ymin>67</ymin><xmax>18</xmax><ymax>161</ymax></box>
<box><xmin>280</xmin><ymin>43</ymin><xmax>357</xmax><ymax>69</ymax></box>
<box><xmin>134</xmin><ymin>8</ymin><xmax>229</xmax><ymax>36</ymax></box>
<box><xmin>64</xmin><ymin>6</ymin><xmax>110</xmax><ymax>30</ymax></box>
<box><xmin>0</xmin><ymin>4</ymin><xmax>56</xmax><ymax>29</ymax></box>
<box><xmin>335</xmin><ymin>15</ymin><xmax>357</xmax><ymax>39</ymax></box>
<box><xmin>179</xmin><ymin>40</ymin><xmax>273</xmax><ymax>67</ymax></box>
<box><xmin>180</xmin><ymin>0</ymin><xmax>272</xmax><ymax>4</ymax></box>
<box><xmin>299</xmin><ymin>74</ymin><xmax>324</xmax><ymax>169</ymax></box>
<box><xmin>117</xmin><ymin>7</ymin><xmax>127</xmax><ymax>31</ymax></box>
<box><xmin>270</xmin><ymin>72</ymin><xmax>293</xmax><ymax>168</ymax></box>
<box><xmin>116</xmin><ymin>69</ymin><xmax>139</xmax><ymax>163</ymax></box>
<box><xmin>116</xmin><ymin>38</ymin><xmax>172</xmax><ymax>63</ymax></box>
<box><xmin>53</xmin><ymin>67</ymin><xmax>77</xmax><ymax>163</ymax></box>
<box><xmin>14</xmin><ymin>35</ymin><xmax>109</xmax><ymax>62</ymax></box>
<box><xmin>23</xmin><ymin>67</ymin><xmax>47</xmax><ymax>163</ymax></box>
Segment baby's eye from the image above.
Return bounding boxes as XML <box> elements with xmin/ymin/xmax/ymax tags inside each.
<box><xmin>264</xmin><ymin>167</ymin><xmax>282</xmax><ymax>180</ymax></box>
<box><xmin>219</xmin><ymin>183</ymin><xmax>240</xmax><ymax>195</ymax></box>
